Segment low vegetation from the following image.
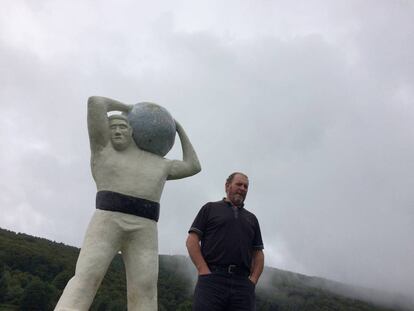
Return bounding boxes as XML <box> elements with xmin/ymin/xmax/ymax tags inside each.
<box><xmin>0</xmin><ymin>228</ymin><xmax>400</xmax><ymax>310</ymax></box>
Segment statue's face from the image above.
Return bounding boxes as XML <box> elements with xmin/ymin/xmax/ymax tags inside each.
<box><xmin>109</xmin><ymin>119</ymin><xmax>132</xmax><ymax>151</ymax></box>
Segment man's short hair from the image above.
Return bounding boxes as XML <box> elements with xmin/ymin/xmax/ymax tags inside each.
<box><xmin>226</xmin><ymin>172</ymin><xmax>248</xmax><ymax>185</ymax></box>
<box><xmin>108</xmin><ymin>113</ymin><xmax>129</xmax><ymax>123</ymax></box>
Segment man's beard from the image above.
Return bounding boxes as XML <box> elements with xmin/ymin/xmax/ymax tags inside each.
<box><xmin>232</xmin><ymin>193</ymin><xmax>245</xmax><ymax>206</ymax></box>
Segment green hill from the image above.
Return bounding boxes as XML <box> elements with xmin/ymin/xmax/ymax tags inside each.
<box><xmin>0</xmin><ymin>227</ymin><xmax>409</xmax><ymax>310</ymax></box>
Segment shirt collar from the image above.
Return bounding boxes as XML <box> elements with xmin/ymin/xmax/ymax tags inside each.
<box><xmin>222</xmin><ymin>198</ymin><xmax>245</xmax><ymax>209</ymax></box>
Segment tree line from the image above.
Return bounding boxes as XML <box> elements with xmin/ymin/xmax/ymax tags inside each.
<box><xmin>0</xmin><ymin>228</ymin><xmax>397</xmax><ymax>311</ymax></box>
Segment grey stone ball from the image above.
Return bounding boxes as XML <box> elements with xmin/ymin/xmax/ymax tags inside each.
<box><xmin>127</xmin><ymin>102</ymin><xmax>176</xmax><ymax>156</ymax></box>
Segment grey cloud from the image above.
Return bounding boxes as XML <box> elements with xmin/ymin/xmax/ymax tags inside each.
<box><xmin>0</xmin><ymin>0</ymin><xmax>413</xmax><ymax>301</ymax></box>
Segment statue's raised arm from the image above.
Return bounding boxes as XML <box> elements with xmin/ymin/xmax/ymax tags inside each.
<box><xmin>167</xmin><ymin>120</ymin><xmax>201</xmax><ymax>180</ymax></box>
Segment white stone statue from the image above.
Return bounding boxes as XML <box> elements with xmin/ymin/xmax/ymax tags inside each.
<box><xmin>55</xmin><ymin>96</ymin><xmax>201</xmax><ymax>311</ymax></box>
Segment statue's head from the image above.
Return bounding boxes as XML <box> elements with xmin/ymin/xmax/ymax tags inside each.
<box><xmin>108</xmin><ymin>114</ymin><xmax>133</xmax><ymax>151</ymax></box>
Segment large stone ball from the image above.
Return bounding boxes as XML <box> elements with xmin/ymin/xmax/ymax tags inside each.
<box><xmin>127</xmin><ymin>102</ymin><xmax>176</xmax><ymax>156</ymax></box>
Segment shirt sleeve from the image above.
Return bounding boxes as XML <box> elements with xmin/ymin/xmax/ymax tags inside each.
<box><xmin>188</xmin><ymin>203</ymin><xmax>209</xmax><ymax>239</ymax></box>
<box><xmin>252</xmin><ymin>217</ymin><xmax>264</xmax><ymax>250</ymax></box>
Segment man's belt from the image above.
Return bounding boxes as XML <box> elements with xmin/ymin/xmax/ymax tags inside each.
<box><xmin>209</xmin><ymin>265</ymin><xmax>250</xmax><ymax>277</ymax></box>
<box><xmin>96</xmin><ymin>191</ymin><xmax>160</xmax><ymax>222</ymax></box>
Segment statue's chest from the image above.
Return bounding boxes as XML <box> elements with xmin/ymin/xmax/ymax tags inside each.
<box><xmin>92</xmin><ymin>148</ymin><xmax>166</xmax><ymax>179</ymax></box>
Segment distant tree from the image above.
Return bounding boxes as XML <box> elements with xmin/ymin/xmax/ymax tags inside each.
<box><xmin>20</xmin><ymin>278</ymin><xmax>54</xmax><ymax>311</ymax></box>
<box><xmin>176</xmin><ymin>300</ymin><xmax>192</xmax><ymax>311</ymax></box>
<box><xmin>52</xmin><ymin>270</ymin><xmax>72</xmax><ymax>290</ymax></box>
<box><xmin>3</xmin><ymin>270</ymin><xmax>24</xmax><ymax>306</ymax></box>
<box><xmin>0</xmin><ymin>274</ymin><xmax>7</xmax><ymax>301</ymax></box>
<box><xmin>93</xmin><ymin>296</ymin><xmax>111</xmax><ymax>311</ymax></box>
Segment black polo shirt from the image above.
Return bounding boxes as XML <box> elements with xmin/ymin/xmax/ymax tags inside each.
<box><xmin>189</xmin><ymin>199</ymin><xmax>264</xmax><ymax>271</ymax></box>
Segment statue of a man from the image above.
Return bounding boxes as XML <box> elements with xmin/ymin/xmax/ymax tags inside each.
<box><xmin>55</xmin><ymin>96</ymin><xmax>201</xmax><ymax>311</ymax></box>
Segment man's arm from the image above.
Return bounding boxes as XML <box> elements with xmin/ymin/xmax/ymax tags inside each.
<box><xmin>167</xmin><ymin>121</ymin><xmax>201</xmax><ymax>180</ymax></box>
<box><xmin>186</xmin><ymin>233</ymin><xmax>210</xmax><ymax>275</ymax></box>
<box><xmin>87</xmin><ymin>96</ymin><xmax>132</xmax><ymax>152</ymax></box>
<box><xmin>249</xmin><ymin>250</ymin><xmax>264</xmax><ymax>285</ymax></box>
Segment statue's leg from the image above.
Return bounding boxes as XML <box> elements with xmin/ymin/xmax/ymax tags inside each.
<box><xmin>121</xmin><ymin>216</ymin><xmax>158</xmax><ymax>311</ymax></box>
<box><xmin>55</xmin><ymin>210</ymin><xmax>123</xmax><ymax>311</ymax></box>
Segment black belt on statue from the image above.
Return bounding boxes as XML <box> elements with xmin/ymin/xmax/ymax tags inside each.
<box><xmin>209</xmin><ymin>265</ymin><xmax>250</xmax><ymax>277</ymax></box>
<box><xmin>96</xmin><ymin>190</ymin><xmax>160</xmax><ymax>222</ymax></box>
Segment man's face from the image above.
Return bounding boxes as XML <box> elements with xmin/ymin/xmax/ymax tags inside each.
<box><xmin>226</xmin><ymin>174</ymin><xmax>249</xmax><ymax>207</ymax></box>
<box><xmin>109</xmin><ymin>119</ymin><xmax>132</xmax><ymax>151</ymax></box>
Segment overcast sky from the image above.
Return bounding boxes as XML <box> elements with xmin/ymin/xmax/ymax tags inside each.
<box><xmin>1</xmin><ymin>0</ymin><xmax>413</xmax><ymax>301</ymax></box>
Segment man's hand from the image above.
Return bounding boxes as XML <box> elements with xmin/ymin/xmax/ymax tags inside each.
<box><xmin>198</xmin><ymin>266</ymin><xmax>211</xmax><ymax>276</ymax></box>
<box><xmin>186</xmin><ymin>233</ymin><xmax>211</xmax><ymax>276</ymax></box>
<box><xmin>248</xmin><ymin>275</ymin><xmax>258</xmax><ymax>285</ymax></box>
<box><xmin>249</xmin><ymin>250</ymin><xmax>264</xmax><ymax>285</ymax></box>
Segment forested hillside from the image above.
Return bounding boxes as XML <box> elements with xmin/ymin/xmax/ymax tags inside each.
<box><xmin>0</xmin><ymin>228</ymin><xmax>405</xmax><ymax>310</ymax></box>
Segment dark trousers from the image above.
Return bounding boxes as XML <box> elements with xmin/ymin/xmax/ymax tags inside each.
<box><xmin>192</xmin><ymin>273</ymin><xmax>256</xmax><ymax>311</ymax></box>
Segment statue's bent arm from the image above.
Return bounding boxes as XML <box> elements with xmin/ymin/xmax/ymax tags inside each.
<box><xmin>167</xmin><ymin>120</ymin><xmax>201</xmax><ymax>180</ymax></box>
<box><xmin>87</xmin><ymin>96</ymin><xmax>132</xmax><ymax>152</ymax></box>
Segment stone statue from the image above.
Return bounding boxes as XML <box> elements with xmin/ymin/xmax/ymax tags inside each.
<box><xmin>55</xmin><ymin>96</ymin><xmax>201</xmax><ymax>311</ymax></box>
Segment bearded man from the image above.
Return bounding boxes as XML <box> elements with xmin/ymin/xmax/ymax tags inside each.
<box><xmin>186</xmin><ymin>172</ymin><xmax>264</xmax><ymax>311</ymax></box>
